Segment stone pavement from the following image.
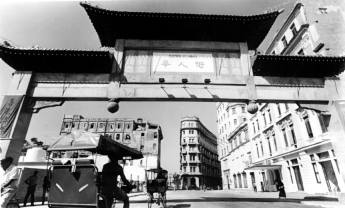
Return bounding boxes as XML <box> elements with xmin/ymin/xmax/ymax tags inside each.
<box><xmin>19</xmin><ymin>190</ymin><xmax>344</xmax><ymax>208</ymax></box>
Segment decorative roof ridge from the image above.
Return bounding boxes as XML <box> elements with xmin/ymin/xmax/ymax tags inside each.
<box><xmin>0</xmin><ymin>42</ymin><xmax>109</xmax><ymax>53</ymax></box>
<box><xmin>256</xmin><ymin>54</ymin><xmax>345</xmax><ymax>60</ymax></box>
<box><xmin>80</xmin><ymin>1</ymin><xmax>282</xmax><ymax>20</ymax></box>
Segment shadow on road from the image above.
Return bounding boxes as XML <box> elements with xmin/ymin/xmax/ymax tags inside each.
<box><xmin>167</xmin><ymin>203</ymin><xmax>191</xmax><ymax>208</ymax></box>
<box><xmin>130</xmin><ymin>197</ymin><xmax>303</xmax><ymax>203</ymax></box>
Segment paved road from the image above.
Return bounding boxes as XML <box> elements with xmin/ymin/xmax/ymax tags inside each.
<box><xmin>23</xmin><ymin>190</ymin><xmax>340</xmax><ymax>208</ymax></box>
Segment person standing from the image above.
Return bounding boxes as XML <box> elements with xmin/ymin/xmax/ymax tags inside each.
<box><xmin>41</xmin><ymin>175</ymin><xmax>50</xmax><ymax>205</ymax></box>
<box><xmin>275</xmin><ymin>180</ymin><xmax>286</xmax><ymax>199</ymax></box>
<box><xmin>23</xmin><ymin>171</ymin><xmax>38</xmax><ymax>206</ymax></box>
<box><xmin>101</xmin><ymin>155</ymin><xmax>132</xmax><ymax>208</ymax></box>
<box><xmin>1</xmin><ymin>157</ymin><xmax>20</xmax><ymax>208</ymax></box>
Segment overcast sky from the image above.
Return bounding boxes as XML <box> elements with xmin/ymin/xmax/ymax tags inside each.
<box><xmin>0</xmin><ymin>0</ymin><xmax>293</xmax><ymax>173</ymax></box>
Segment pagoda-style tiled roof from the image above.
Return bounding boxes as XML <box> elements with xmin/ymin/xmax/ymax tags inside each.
<box><xmin>0</xmin><ymin>43</ymin><xmax>113</xmax><ymax>73</ymax></box>
<box><xmin>252</xmin><ymin>54</ymin><xmax>345</xmax><ymax>78</ymax></box>
<box><xmin>80</xmin><ymin>2</ymin><xmax>281</xmax><ymax>50</ymax></box>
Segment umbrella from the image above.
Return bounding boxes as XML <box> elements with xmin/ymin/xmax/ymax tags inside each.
<box><xmin>48</xmin><ymin>130</ymin><xmax>143</xmax><ymax>160</ymax></box>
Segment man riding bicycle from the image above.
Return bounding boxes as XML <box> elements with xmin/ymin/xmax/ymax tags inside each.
<box><xmin>101</xmin><ymin>155</ymin><xmax>133</xmax><ymax>208</ymax></box>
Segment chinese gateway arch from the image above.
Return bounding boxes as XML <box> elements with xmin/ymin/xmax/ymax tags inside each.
<box><xmin>1</xmin><ymin>2</ymin><xmax>345</xmax><ymax>183</ymax></box>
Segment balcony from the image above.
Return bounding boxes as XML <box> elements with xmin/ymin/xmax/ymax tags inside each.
<box><xmin>189</xmin><ymin>149</ymin><xmax>199</xmax><ymax>153</ymax></box>
<box><xmin>188</xmin><ymin>159</ymin><xmax>200</xmax><ymax>163</ymax></box>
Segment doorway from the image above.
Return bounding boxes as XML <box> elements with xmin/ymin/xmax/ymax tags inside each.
<box><xmin>250</xmin><ymin>172</ymin><xmax>257</xmax><ymax>191</ymax></box>
<box><xmin>320</xmin><ymin>161</ymin><xmax>340</xmax><ymax>192</ymax></box>
<box><xmin>292</xmin><ymin>166</ymin><xmax>304</xmax><ymax>191</ymax></box>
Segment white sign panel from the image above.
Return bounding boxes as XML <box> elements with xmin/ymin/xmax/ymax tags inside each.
<box><xmin>152</xmin><ymin>52</ymin><xmax>214</xmax><ymax>73</ymax></box>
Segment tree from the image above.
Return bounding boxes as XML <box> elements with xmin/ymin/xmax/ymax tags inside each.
<box><xmin>172</xmin><ymin>173</ymin><xmax>181</xmax><ymax>190</ymax></box>
<box><xmin>30</xmin><ymin>137</ymin><xmax>44</xmax><ymax>146</ymax></box>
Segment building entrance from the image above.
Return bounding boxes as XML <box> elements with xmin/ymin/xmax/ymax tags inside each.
<box><xmin>320</xmin><ymin>161</ymin><xmax>340</xmax><ymax>192</ymax></box>
<box><xmin>292</xmin><ymin>166</ymin><xmax>304</xmax><ymax>191</ymax></box>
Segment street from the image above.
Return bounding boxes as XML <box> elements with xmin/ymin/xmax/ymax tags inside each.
<box><xmin>24</xmin><ymin>190</ymin><xmax>341</xmax><ymax>208</ymax></box>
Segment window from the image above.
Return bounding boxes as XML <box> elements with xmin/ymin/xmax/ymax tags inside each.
<box><xmin>285</xmin><ymin>103</ymin><xmax>289</xmax><ymax>111</ymax></box>
<box><xmin>277</xmin><ymin>104</ymin><xmax>281</xmax><ymax>115</ymax></box>
<box><xmin>318</xmin><ymin>113</ymin><xmax>327</xmax><ymax>133</ymax></box>
<box><xmin>289</xmin><ymin>124</ymin><xmax>297</xmax><ymax>147</ymax></box>
<box><xmin>303</xmin><ymin>115</ymin><xmax>313</xmax><ymax>138</ymax></box>
<box><xmin>260</xmin><ymin>141</ymin><xmax>264</xmax><ymax>156</ymax></box>
<box><xmin>267</xmin><ymin>137</ymin><xmax>272</xmax><ymax>156</ymax></box>
<box><xmin>234</xmin><ymin>119</ymin><xmax>237</xmax><ymax>126</ymax></box>
<box><xmin>243</xmin><ymin>117</ymin><xmax>247</xmax><ymax>122</ymax></box>
<box><xmin>297</xmin><ymin>49</ymin><xmax>305</xmax><ymax>55</ymax></box>
<box><xmin>263</xmin><ymin>113</ymin><xmax>267</xmax><ymax>125</ymax></box>
<box><xmin>267</xmin><ymin>109</ymin><xmax>272</xmax><ymax>123</ymax></box>
<box><xmin>312</xmin><ymin>163</ymin><xmax>321</xmax><ymax>183</ymax></box>
<box><xmin>252</xmin><ymin>123</ymin><xmax>256</xmax><ymax>134</ymax></box>
<box><xmin>282</xmin><ymin>128</ymin><xmax>289</xmax><ymax>147</ymax></box>
<box><xmin>282</xmin><ymin>36</ymin><xmax>288</xmax><ymax>48</ymax></box>
<box><xmin>232</xmin><ymin>107</ymin><xmax>236</xmax><ymax>115</ymax></box>
<box><xmin>90</xmin><ymin>123</ymin><xmax>95</xmax><ymax>129</ymax></box>
<box><xmin>256</xmin><ymin>143</ymin><xmax>260</xmax><ymax>158</ymax></box>
<box><xmin>272</xmin><ymin>134</ymin><xmax>278</xmax><ymax>151</ymax></box>
<box><xmin>256</xmin><ymin>120</ymin><xmax>260</xmax><ymax>130</ymax></box>
<box><xmin>290</xmin><ymin>23</ymin><xmax>298</xmax><ymax>36</ymax></box>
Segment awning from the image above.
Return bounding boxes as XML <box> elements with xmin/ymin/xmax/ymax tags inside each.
<box><xmin>245</xmin><ymin>164</ymin><xmax>281</xmax><ymax>171</ymax></box>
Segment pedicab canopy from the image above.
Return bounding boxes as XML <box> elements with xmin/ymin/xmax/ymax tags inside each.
<box><xmin>47</xmin><ymin>130</ymin><xmax>143</xmax><ymax>160</ymax></box>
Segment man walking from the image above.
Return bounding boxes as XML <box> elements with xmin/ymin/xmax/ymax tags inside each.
<box><xmin>41</xmin><ymin>175</ymin><xmax>50</xmax><ymax>205</ymax></box>
<box><xmin>1</xmin><ymin>157</ymin><xmax>20</xmax><ymax>208</ymax></box>
<box><xmin>23</xmin><ymin>171</ymin><xmax>38</xmax><ymax>206</ymax></box>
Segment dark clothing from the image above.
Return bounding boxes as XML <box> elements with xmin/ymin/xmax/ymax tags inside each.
<box><xmin>42</xmin><ymin>176</ymin><xmax>50</xmax><ymax>204</ymax></box>
<box><xmin>24</xmin><ymin>174</ymin><xmax>38</xmax><ymax>206</ymax></box>
<box><xmin>101</xmin><ymin>162</ymin><xmax>130</xmax><ymax>208</ymax></box>
<box><xmin>276</xmin><ymin>182</ymin><xmax>286</xmax><ymax>198</ymax></box>
<box><xmin>24</xmin><ymin>185</ymin><xmax>36</xmax><ymax>206</ymax></box>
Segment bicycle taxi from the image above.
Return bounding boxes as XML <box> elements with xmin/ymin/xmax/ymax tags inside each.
<box><xmin>145</xmin><ymin>168</ymin><xmax>168</xmax><ymax>208</ymax></box>
<box><xmin>46</xmin><ymin>131</ymin><xmax>143</xmax><ymax>208</ymax></box>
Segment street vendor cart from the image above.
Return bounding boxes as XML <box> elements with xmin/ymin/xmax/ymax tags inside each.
<box><xmin>46</xmin><ymin>131</ymin><xmax>143</xmax><ymax>208</ymax></box>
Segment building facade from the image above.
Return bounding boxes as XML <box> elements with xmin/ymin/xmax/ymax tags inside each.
<box><xmin>60</xmin><ymin>115</ymin><xmax>163</xmax><ymax>187</ymax></box>
<box><xmin>180</xmin><ymin>116</ymin><xmax>221</xmax><ymax>189</ymax></box>
<box><xmin>218</xmin><ymin>0</ymin><xmax>345</xmax><ymax>193</ymax></box>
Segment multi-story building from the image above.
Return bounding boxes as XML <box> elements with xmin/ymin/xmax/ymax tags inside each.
<box><xmin>180</xmin><ymin>116</ymin><xmax>221</xmax><ymax>189</ymax></box>
<box><xmin>60</xmin><ymin>115</ymin><xmax>163</xmax><ymax>188</ymax></box>
<box><xmin>217</xmin><ymin>0</ymin><xmax>345</xmax><ymax>193</ymax></box>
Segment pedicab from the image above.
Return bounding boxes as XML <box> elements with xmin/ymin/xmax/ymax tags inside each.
<box><xmin>46</xmin><ymin>131</ymin><xmax>143</xmax><ymax>208</ymax></box>
<box><xmin>145</xmin><ymin>168</ymin><xmax>168</xmax><ymax>208</ymax></box>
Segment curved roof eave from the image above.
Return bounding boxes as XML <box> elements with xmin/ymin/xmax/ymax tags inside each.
<box><xmin>252</xmin><ymin>54</ymin><xmax>345</xmax><ymax>78</ymax></box>
<box><xmin>0</xmin><ymin>43</ymin><xmax>114</xmax><ymax>74</ymax></box>
<box><xmin>80</xmin><ymin>2</ymin><xmax>281</xmax><ymax>50</ymax></box>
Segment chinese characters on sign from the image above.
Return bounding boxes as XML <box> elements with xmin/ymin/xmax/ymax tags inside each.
<box><xmin>152</xmin><ymin>52</ymin><xmax>215</xmax><ymax>73</ymax></box>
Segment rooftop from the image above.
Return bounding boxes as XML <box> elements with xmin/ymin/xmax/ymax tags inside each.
<box><xmin>80</xmin><ymin>2</ymin><xmax>281</xmax><ymax>50</ymax></box>
<box><xmin>252</xmin><ymin>54</ymin><xmax>345</xmax><ymax>77</ymax></box>
<box><xmin>0</xmin><ymin>43</ymin><xmax>113</xmax><ymax>73</ymax></box>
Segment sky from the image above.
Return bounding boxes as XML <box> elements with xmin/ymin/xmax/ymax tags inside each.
<box><xmin>0</xmin><ymin>0</ymin><xmax>293</xmax><ymax>173</ymax></box>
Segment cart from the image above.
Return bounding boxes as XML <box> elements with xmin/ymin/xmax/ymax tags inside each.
<box><xmin>145</xmin><ymin>168</ymin><xmax>168</xmax><ymax>208</ymax></box>
<box><xmin>46</xmin><ymin>130</ymin><xmax>143</xmax><ymax>208</ymax></box>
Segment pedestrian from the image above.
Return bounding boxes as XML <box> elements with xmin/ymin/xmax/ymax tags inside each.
<box><xmin>1</xmin><ymin>157</ymin><xmax>20</xmax><ymax>208</ymax></box>
<box><xmin>23</xmin><ymin>170</ymin><xmax>38</xmax><ymax>206</ymax></box>
<box><xmin>275</xmin><ymin>180</ymin><xmax>286</xmax><ymax>199</ymax></box>
<box><xmin>41</xmin><ymin>175</ymin><xmax>50</xmax><ymax>205</ymax></box>
<box><xmin>101</xmin><ymin>155</ymin><xmax>133</xmax><ymax>208</ymax></box>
